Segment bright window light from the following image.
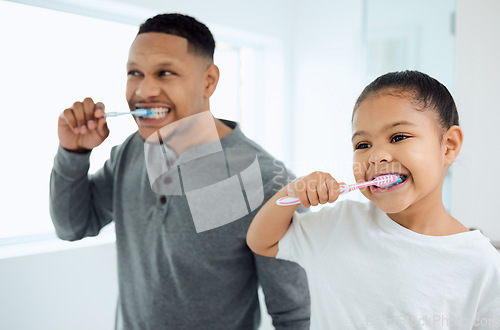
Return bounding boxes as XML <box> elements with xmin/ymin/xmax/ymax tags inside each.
<box><xmin>0</xmin><ymin>1</ymin><xmax>252</xmax><ymax>240</ymax></box>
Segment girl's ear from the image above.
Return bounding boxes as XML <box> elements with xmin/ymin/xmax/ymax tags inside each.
<box><xmin>443</xmin><ymin>125</ymin><xmax>463</xmax><ymax>166</ymax></box>
<box><xmin>203</xmin><ymin>64</ymin><xmax>220</xmax><ymax>99</ymax></box>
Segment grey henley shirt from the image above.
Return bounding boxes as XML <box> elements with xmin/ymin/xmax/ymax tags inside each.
<box><xmin>50</xmin><ymin>120</ymin><xmax>310</xmax><ymax>330</ymax></box>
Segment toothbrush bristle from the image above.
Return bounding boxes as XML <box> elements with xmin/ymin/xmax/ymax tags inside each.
<box><xmin>374</xmin><ymin>174</ymin><xmax>401</xmax><ymax>188</ymax></box>
<box><xmin>386</xmin><ymin>177</ymin><xmax>403</xmax><ymax>187</ymax></box>
<box><xmin>134</xmin><ymin>108</ymin><xmax>153</xmax><ymax>116</ymax></box>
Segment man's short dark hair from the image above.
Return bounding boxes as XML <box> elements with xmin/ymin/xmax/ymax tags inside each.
<box><xmin>138</xmin><ymin>13</ymin><xmax>215</xmax><ymax>61</ymax></box>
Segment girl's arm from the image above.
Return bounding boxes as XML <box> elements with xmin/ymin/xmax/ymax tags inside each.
<box><xmin>247</xmin><ymin>171</ymin><xmax>340</xmax><ymax>257</ymax></box>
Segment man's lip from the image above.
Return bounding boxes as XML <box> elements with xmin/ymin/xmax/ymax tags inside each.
<box><xmin>134</xmin><ymin>104</ymin><xmax>171</xmax><ymax>110</ymax></box>
<box><xmin>137</xmin><ymin>112</ymin><xmax>170</xmax><ymax>122</ymax></box>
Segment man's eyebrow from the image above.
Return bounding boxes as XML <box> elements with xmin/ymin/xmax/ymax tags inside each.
<box><xmin>351</xmin><ymin>121</ymin><xmax>416</xmax><ymax>141</ymax></box>
<box><xmin>126</xmin><ymin>61</ymin><xmax>175</xmax><ymax>67</ymax></box>
<box><xmin>154</xmin><ymin>61</ymin><xmax>175</xmax><ymax>67</ymax></box>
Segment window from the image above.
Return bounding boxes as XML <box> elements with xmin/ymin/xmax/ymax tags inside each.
<box><xmin>363</xmin><ymin>0</ymin><xmax>456</xmax><ymax>211</ymax></box>
<box><xmin>0</xmin><ymin>1</ymin><xmax>263</xmax><ymax>241</ymax></box>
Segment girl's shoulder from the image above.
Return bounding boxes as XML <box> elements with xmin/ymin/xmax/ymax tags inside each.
<box><xmin>308</xmin><ymin>199</ymin><xmax>380</xmax><ymax>219</ymax></box>
<box><xmin>293</xmin><ymin>199</ymin><xmax>381</xmax><ymax>230</ymax></box>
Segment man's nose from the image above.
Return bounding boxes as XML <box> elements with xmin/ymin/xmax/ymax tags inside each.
<box><xmin>136</xmin><ymin>76</ymin><xmax>161</xmax><ymax>98</ymax></box>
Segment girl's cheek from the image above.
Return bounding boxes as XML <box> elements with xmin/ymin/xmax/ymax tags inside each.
<box><xmin>352</xmin><ymin>157</ymin><xmax>366</xmax><ymax>181</ymax></box>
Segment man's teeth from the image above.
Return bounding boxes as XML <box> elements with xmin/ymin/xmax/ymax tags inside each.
<box><xmin>143</xmin><ymin>107</ymin><xmax>170</xmax><ymax>119</ymax></box>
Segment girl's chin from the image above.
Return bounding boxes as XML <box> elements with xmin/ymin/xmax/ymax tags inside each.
<box><xmin>364</xmin><ymin>195</ymin><xmax>409</xmax><ymax>214</ymax></box>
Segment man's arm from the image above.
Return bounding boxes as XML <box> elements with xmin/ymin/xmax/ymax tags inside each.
<box><xmin>253</xmin><ymin>254</ymin><xmax>311</xmax><ymax>329</ymax></box>
<box><xmin>50</xmin><ymin>98</ymin><xmax>112</xmax><ymax>240</ymax></box>
<box><xmin>49</xmin><ymin>146</ymin><xmax>114</xmax><ymax>240</ymax></box>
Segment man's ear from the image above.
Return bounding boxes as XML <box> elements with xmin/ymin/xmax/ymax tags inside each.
<box><xmin>443</xmin><ymin>125</ymin><xmax>463</xmax><ymax>166</ymax></box>
<box><xmin>203</xmin><ymin>64</ymin><xmax>219</xmax><ymax>99</ymax></box>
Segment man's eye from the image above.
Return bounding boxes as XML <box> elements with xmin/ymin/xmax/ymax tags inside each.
<box><xmin>391</xmin><ymin>135</ymin><xmax>408</xmax><ymax>143</ymax></box>
<box><xmin>127</xmin><ymin>70</ymin><xmax>141</xmax><ymax>76</ymax></box>
<box><xmin>159</xmin><ymin>70</ymin><xmax>173</xmax><ymax>76</ymax></box>
<box><xmin>355</xmin><ymin>143</ymin><xmax>371</xmax><ymax>150</ymax></box>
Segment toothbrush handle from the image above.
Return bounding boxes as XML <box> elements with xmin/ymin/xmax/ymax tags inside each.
<box><xmin>276</xmin><ymin>175</ymin><xmax>399</xmax><ymax>206</ymax></box>
<box><xmin>103</xmin><ymin>109</ymin><xmax>152</xmax><ymax>118</ymax></box>
<box><xmin>103</xmin><ymin>112</ymin><xmax>127</xmax><ymax>117</ymax></box>
<box><xmin>338</xmin><ymin>181</ymin><xmax>372</xmax><ymax>194</ymax></box>
<box><xmin>276</xmin><ymin>183</ymin><xmax>352</xmax><ymax>206</ymax></box>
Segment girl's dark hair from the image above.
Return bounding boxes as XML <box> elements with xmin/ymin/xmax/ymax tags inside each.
<box><xmin>354</xmin><ymin>70</ymin><xmax>459</xmax><ymax>129</ymax></box>
<box><xmin>138</xmin><ymin>13</ymin><xmax>215</xmax><ymax>61</ymax></box>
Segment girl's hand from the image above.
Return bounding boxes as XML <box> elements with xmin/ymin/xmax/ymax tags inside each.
<box><xmin>286</xmin><ymin>171</ymin><xmax>343</xmax><ymax>208</ymax></box>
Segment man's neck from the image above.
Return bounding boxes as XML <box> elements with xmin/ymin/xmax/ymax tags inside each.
<box><xmin>215</xmin><ymin>118</ymin><xmax>233</xmax><ymax>139</ymax></box>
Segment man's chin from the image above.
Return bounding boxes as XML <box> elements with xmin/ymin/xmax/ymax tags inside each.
<box><xmin>138</xmin><ymin>127</ymin><xmax>160</xmax><ymax>141</ymax></box>
<box><xmin>136</xmin><ymin>120</ymin><xmax>172</xmax><ymax>140</ymax></box>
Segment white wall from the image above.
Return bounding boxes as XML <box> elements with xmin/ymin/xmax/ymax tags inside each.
<box><xmin>452</xmin><ymin>0</ymin><xmax>500</xmax><ymax>243</ymax></box>
<box><xmin>291</xmin><ymin>0</ymin><xmax>364</xmax><ymax>182</ymax></box>
<box><xmin>364</xmin><ymin>0</ymin><xmax>455</xmax><ymax>89</ymax></box>
<box><xmin>0</xmin><ymin>242</ymin><xmax>118</xmax><ymax>330</ymax></box>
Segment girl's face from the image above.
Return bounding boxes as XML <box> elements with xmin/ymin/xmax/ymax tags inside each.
<box><xmin>351</xmin><ymin>94</ymin><xmax>450</xmax><ymax>215</ymax></box>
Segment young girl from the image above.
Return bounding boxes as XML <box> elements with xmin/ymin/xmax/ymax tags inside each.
<box><xmin>247</xmin><ymin>71</ymin><xmax>500</xmax><ymax>329</ymax></box>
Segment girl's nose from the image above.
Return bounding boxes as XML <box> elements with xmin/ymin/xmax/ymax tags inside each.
<box><xmin>368</xmin><ymin>147</ymin><xmax>392</xmax><ymax>164</ymax></box>
<box><xmin>136</xmin><ymin>76</ymin><xmax>161</xmax><ymax>98</ymax></box>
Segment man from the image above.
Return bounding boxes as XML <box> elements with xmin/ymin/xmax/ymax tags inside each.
<box><xmin>50</xmin><ymin>13</ymin><xmax>310</xmax><ymax>329</ymax></box>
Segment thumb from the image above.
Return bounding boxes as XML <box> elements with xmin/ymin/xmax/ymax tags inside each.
<box><xmin>96</xmin><ymin>117</ymin><xmax>110</xmax><ymax>139</ymax></box>
<box><xmin>326</xmin><ymin>180</ymin><xmax>345</xmax><ymax>203</ymax></box>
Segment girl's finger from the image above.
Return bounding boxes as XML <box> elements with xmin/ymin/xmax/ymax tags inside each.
<box><xmin>306</xmin><ymin>184</ymin><xmax>319</xmax><ymax>206</ymax></box>
<box><xmin>327</xmin><ymin>179</ymin><xmax>341</xmax><ymax>203</ymax></box>
<box><xmin>317</xmin><ymin>179</ymin><xmax>329</xmax><ymax>204</ymax></box>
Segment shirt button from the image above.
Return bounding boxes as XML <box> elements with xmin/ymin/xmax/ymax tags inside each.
<box><xmin>159</xmin><ymin>196</ymin><xmax>167</xmax><ymax>205</ymax></box>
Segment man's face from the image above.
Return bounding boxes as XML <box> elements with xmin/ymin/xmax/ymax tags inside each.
<box><xmin>126</xmin><ymin>32</ymin><xmax>216</xmax><ymax>139</ymax></box>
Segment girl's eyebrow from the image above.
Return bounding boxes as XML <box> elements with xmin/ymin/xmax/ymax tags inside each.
<box><xmin>351</xmin><ymin>120</ymin><xmax>416</xmax><ymax>141</ymax></box>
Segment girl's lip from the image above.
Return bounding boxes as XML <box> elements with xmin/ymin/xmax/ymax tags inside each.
<box><xmin>370</xmin><ymin>176</ymin><xmax>408</xmax><ymax>193</ymax></box>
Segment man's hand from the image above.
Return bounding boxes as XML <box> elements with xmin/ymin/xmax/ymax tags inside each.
<box><xmin>58</xmin><ymin>97</ymin><xmax>110</xmax><ymax>152</ymax></box>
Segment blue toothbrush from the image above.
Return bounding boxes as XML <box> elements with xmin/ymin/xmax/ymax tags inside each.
<box><xmin>103</xmin><ymin>108</ymin><xmax>153</xmax><ymax>118</ymax></box>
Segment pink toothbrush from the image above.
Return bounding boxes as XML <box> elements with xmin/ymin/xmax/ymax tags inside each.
<box><xmin>276</xmin><ymin>174</ymin><xmax>401</xmax><ymax>206</ymax></box>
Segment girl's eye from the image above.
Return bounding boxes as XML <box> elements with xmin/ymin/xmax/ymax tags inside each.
<box><xmin>391</xmin><ymin>135</ymin><xmax>409</xmax><ymax>143</ymax></box>
<box><xmin>355</xmin><ymin>142</ymin><xmax>371</xmax><ymax>150</ymax></box>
